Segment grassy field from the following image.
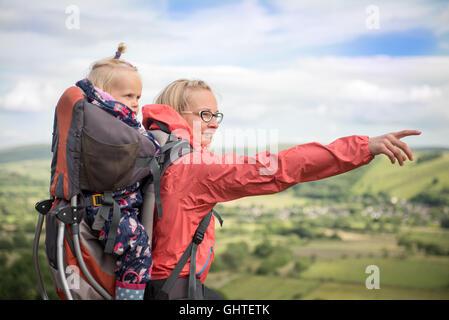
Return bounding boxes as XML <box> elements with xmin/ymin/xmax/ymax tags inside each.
<box><xmin>300</xmin><ymin>256</ymin><xmax>449</xmax><ymax>289</ymax></box>
<box><xmin>399</xmin><ymin>226</ymin><xmax>449</xmax><ymax>252</ymax></box>
<box><xmin>292</xmin><ymin>232</ymin><xmax>404</xmax><ymax>259</ymax></box>
<box><xmin>209</xmin><ymin>213</ymin><xmax>449</xmax><ymax>300</ymax></box>
<box><xmin>212</xmin><ymin>276</ymin><xmax>449</xmax><ymax>300</ymax></box>
<box><xmin>1</xmin><ymin>145</ymin><xmax>449</xmax><ymax>300</ymax></box>
<box><xmin>303</xmin><ymin>282</ymin><xmax>449</xmax><ymax>300</ymax></box>
<box><xmin>208</xmin><ymin>255</ymin><xmax>449</xmax><ymax>300</ymax></box>
<box><xmin>208</xmin><ymin>274</ymin><xmax>321</xmax><ymax>300</ymax></box>
<box><xmin>222</xmin><ymin>191</ymin><xmax>309</xmax><ymax>208</ymax></box>
<box><xmin>209</xmin><ymin>223</ymin><xmax>449</xmax><ymax>300</ymax></box>
<box><xmin>0</xmin><ymin>159</ymin><xmax>50</xmax><ymax>227</ymax></box>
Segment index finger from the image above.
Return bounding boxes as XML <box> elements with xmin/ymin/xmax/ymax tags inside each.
<box><xmin>392</xmin><ymin>130</ymin><xmax>422</xmax><ymax>139</ymax></box>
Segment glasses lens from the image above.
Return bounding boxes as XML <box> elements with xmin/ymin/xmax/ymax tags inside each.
<box><xmin>199</xmin><ymin>110</ymin><xmax>223</xmax><ymax>123</ymax></box>
<box><xmin>200</xmin><ymin>111</ymin><xmax>213</xmax><ymax>122</ymax></box>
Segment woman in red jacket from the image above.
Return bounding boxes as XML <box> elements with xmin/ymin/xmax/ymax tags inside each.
<box><xmin>142</xmin><ymin>79</ymin><xmax>421</xmax><ymax>300</ymax></box>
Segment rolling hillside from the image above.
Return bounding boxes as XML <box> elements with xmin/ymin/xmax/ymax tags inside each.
<box><xmin>0</xmin><ymin>144</ymin><xmax>448</xmax><ymax>202</ymax></box>
<box><xmin>0</xmin><ymin>144</ymin><xmax>51</xmax><ymax>163</ymax></box>
<box><xmin>351</xmin><ymin>151</ymin><xmax>449</xmax><ymax>199</ymax></box>
<box><xmin>1</xmin><ymin>144</ymin><xmax>448</xmax><ymax>300</ymax></box>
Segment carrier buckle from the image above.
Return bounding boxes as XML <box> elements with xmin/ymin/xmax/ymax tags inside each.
<box><xmin>193</xmin><ymin>230</ymin><xmax>205</xmax><ymax>245</ymax></box>
<box><xmin>92</xmin><ymin>193</ymin><xmax>104</xmax><ymax>206</ymax></box>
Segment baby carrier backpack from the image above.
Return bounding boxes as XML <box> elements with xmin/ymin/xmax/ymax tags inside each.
<box><xmin>32</xmin><ymin>85</ymin><xmax>160</xmax><ymax>300</ymax></box>
<box><xmin>33</xmin><ymin>88</ymin><xmax>221</xmax><ymax>300</ymax></box>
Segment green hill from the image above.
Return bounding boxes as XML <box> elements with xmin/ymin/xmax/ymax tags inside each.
<box><xmin>283</xmin><ymin>149</ymin><xmax>449</xmax><ymax>202</ymax></box>
<box><xmin>0</xmin><ymin>144</ymin><xmax>51</xmax><ymax>163</ymax></box>
<box><xmin>1</xmin><ymin>144</ymin><xmax>447</xmax><ymax>202</ymax></box>
<box><xmin>351</xmin><ymin>151</ymin><xmax>449</xmax><ymax>199</ymax></box>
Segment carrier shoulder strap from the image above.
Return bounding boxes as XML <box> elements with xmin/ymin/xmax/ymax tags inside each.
<box><xmin>155</xmin><ymin>209</ymin><xmax>223</xmax><ymax>300</ymax></box>
<box><xmin>138</xmin><ymin>123</ymin><xmax>194</xmax><ymax>219</ymax></box>
<box><xmin>138</xmin><ymin>127</ymin><xmax>195</xmax><ymax>257</ymax></box>
<box><xmin>150</xmin><ymin>138</ymin><xmax>193</xmax><ymax>219</ymax></box>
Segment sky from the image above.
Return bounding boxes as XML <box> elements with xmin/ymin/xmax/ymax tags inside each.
<box><xmin>0</xmin><ymin>0</ymin><xmax>448</xmax><ymax>150</ymax></box>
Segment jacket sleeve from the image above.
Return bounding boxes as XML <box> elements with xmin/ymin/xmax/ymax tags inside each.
<box><xmin>183</xmin><ymin>135</ymin><xmax>374</xmax><ymax>204</ymax></box>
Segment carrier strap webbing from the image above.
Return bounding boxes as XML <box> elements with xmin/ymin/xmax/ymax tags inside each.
<box><xmin>64</xmin><ymin>227</ymin><xmax>76</xmax><ymax>257</ymax></box>
<box><xmin>149</xmin><ymin>159</ymin><xmax>163</xmax><ymax>219</ymax></box>
<box><xmin>155</xmin><ymin>209</ymin><xmax>222</xmax><ymax>300</ymax></box>
<box><xmin>85</xmin><ymin>192</ymin><xmax>129</xmax><ymax>254</ymax></box>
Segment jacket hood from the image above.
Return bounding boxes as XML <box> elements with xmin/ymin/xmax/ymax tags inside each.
<box><xmin>142</xmin><ymin>104</ymin><xmax>196</xmax><ymax>147</ymax></box>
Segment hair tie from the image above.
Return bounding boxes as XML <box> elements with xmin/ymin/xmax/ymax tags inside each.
<box><xmin>114</xmin><ymin>42</ymin><xmax>126</xmax><ymax>59</ymax></box>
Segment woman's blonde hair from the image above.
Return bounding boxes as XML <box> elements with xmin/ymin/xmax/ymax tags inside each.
<box><xmin>87</xmin><ymin>43</ymin><xmax>139</xmax><ymax>92</ymax></box>
<box><xmin>154</xmin><ymin>79</ymin><xmax>212</xmax><ymax>113</ymax></box>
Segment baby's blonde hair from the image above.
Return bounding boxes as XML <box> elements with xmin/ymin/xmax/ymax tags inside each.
<box><xmin>154</xmin><ymin>79</ymin><xmax>212</xmax><ymax>114</ymax></box>
<box><xmin>87</xmin><ymin>43</ymin><xmax>139</xmax><ymax>92</ymax></box>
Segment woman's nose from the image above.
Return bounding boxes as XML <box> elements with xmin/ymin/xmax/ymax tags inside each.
<box><xmin>208</xmin><ymin>118</ymin><xmax>219</xmax><ymax>128</ymax></box>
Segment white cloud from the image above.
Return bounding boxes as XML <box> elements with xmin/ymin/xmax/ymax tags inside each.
<box><xmin>340</xmin><ymin>80</ymin><xmax>443</xmax><ymax>104</ymax></box>
<box><xmin>0</xmin><ymin>0</ymin><xmax>448</xmax><ymax>147</ymax></box>
<box><xmin>136</xmin><ymin>56</ymin><xmax>449</xmax><ymax>147</ymax></box>
<box><xmin>0</xmin><ymin>80</ymin><xmax>63</xmax><ymax>112</ymax></box>
<box><xmin>273</xmin><ymin>0</ymin><xmax>449</xmax><ymax>36</ymax></box>
<box><xmin>2</xmin><ymin>56</ymin><xmax>448</xmax><ymax>127</ymax></box>
<box><xmin>1</xmin><ymin>0</ymin><xmax>448</xmax><ymax>67</ymax></box>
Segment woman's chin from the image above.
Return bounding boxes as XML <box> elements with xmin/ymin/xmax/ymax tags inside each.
<box><xmin>201</xmin><ymin>135</ymin><xmax>214</xmax><ymax>146</ymax></box>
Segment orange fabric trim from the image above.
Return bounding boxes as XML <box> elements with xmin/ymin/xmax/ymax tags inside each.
<box><xmin>64</xmin><ymin>229</ymin><xmax>115</xmax><ymax>297</ymax></box>
<box><xmin>50</xmin><ymin>86</ymin><xmax>84</xmax><ymax>199</ymax></box>
<box><xmin>56</xmin><ymin>289</ymin><xmax>66</xmax><ymax>300</ymax></box>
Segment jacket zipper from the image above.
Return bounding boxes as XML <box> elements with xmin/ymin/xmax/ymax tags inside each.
<box><xmin>196</xmin><ymin>246</ymin><xmax>213</xmax><ymax>276</ymax></box>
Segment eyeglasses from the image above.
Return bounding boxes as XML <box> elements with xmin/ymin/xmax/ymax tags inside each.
<box><xmin>181</xmin><ymin>110</ymin><xmax>224</xmax><ymax>124</ymax></box>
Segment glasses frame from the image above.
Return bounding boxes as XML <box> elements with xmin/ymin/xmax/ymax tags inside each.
<box><xmin>182</xmin><ymin>110</ymin><xmax>224</xmax><ymax>124</ymax></box>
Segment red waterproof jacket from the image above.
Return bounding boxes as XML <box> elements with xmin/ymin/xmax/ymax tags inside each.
<box><xmin>142</xmin><ymin>104</ymin><xmax>374</xmax><ymax>283</ymax></box>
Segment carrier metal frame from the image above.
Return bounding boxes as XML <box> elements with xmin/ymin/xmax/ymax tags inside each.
<box><xmin>33</xmin><ymin>196</ymin><xmax>113</xmax><ymax>300</ymax></box>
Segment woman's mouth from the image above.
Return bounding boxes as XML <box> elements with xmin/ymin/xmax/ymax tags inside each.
<box><xmin>202</xmin><ymin>129</ymin><xmax>216</xmax><ymax>139</ymax></box>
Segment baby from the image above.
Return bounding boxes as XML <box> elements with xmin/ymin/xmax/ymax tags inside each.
<box><xmin>76</xmin><ymin>43</ymin><xmax>159</xmax><ymax>300</ymax></box>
